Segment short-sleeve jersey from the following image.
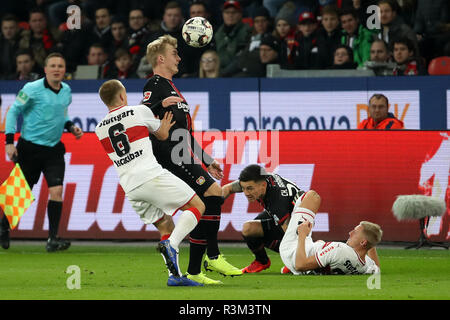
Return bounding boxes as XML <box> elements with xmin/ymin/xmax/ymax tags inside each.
<box><xmin>313</xmin><ymin>241</ymin><xmax>379</xmax><ymax>275</ymax></box>
<box><xmin>5</xmin><ymin>77</ymin><xmax>72</xmax><ymax>147</ymax></box>
<box><xmin>258</xmin><ymin>173</ymin><xmax>304</xmax><ymax>225</ymax></box>
<box><xmin>95</xmin><ymin>104</ymin><xmax>164</xmax><ymax>193</ymax></box>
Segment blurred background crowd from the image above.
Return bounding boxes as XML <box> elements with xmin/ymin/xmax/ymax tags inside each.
<box><xmin>0</xmin><ymin>0</ymin><xmax>449</xmax><ymax>80</ymax></box>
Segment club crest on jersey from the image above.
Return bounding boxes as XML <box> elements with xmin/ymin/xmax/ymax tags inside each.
<box><xmin>143</xmin><ymin>91</ymin><xmax>152</xmax><ymax>101</ymax></box>
<box><xmin>196</xmin><ymin>176</ymin><xmax>205</xmax><ymax>185</ymax></box>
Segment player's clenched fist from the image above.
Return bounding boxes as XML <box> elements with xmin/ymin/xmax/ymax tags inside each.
<box><xmin>297</xmin><ymin>221</ymin><xmax>312</xmax><ymax>238</ymax></box>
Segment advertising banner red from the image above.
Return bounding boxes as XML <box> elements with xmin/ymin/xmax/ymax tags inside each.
<box><xmin>0</xmin><ymin>131</ymin><xmax>448</xmax><ymax>242</ymax></box>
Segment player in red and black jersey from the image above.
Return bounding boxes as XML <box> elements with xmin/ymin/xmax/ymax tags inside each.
<box><xmin>141</xmin><ymin>35</ymin><xmax>242</xmax><ymax>284</ymax></box>
<box><xmin>222</xmin><ymin>164</ymin><xmax>305</xmax><ymax>273</ymax></box>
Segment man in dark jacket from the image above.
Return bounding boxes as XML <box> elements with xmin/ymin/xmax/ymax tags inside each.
<box><xmin>316</xmin><ymin>5</ymin><xmax>342</xmax><ymax>69</ymax></box>
<box><xmin>0</xmin><ymin>14</ymin><xmax>24</xmax><ymax>79</ymax></box>
<box><xmin>377</xmin><ymin>0</ymin><xmax>419</xmax><ymax>56</ymax></box>
<box><xmin>214</xmin><ymin>1</ymin><xmax>252</xmax><ymax>72</ymax></box>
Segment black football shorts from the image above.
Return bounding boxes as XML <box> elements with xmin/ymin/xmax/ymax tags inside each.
<box><xmin>16</xmin><ymin>137</ymin><xmax>66</xmax><ymax>188</ymax></box>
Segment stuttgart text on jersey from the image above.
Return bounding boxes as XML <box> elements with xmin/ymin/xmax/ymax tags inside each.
<box><xmin>97</xmin><ymin>110</ymin><xmax>135</xmax><ymax>128</ymax></box>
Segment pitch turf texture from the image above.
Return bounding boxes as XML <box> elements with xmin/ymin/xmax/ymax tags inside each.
<box><xmin>0</xmin><ymin>242</ymin><xmax>448</xmax><ymax>300</ymax></box>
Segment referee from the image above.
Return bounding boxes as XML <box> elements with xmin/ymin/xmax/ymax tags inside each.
<box><xmin>0</xmin><ymin>52</ymin><xmax>83</xmax><ymax>252</ymax></box>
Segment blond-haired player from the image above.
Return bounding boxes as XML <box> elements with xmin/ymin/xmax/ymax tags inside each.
<box><xmin>280</xmin><ymin>191</ymin><xmax>382</xmax><ymax>275</ymax></box>
<box><xmin>142</xmin><ymin>35</ymin><xmax>242</xmax><ymax>285</ymax></box>
<box><xmin>96</xmin><ymin>79</ymin><xmax>205</xmax><ymax>286</ymax></box>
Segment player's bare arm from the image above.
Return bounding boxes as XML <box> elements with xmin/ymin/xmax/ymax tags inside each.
<box><xmin>294</xmin><ymin>221</ymin><xmax>320</xmax><ymax>271</ymax></box>
<box><xmin>222</xmin><ymin>180</ymin><xmax>243</xmax><ymax>199</ymax></box>
<box><xmin>162</xmin><ymin>96</ymin><xmax>184</xmax><ymax>107</ymax></box>
<box><xmin>153</xmin><ymin>112</ymin><xmax>176</xmax><ymax>141</ymax></box>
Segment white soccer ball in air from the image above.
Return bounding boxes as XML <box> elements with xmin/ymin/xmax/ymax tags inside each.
<box><xmin>182</xmin><ymin>17</ymin><xmax>213</xmax><ymax>48</ymax></box>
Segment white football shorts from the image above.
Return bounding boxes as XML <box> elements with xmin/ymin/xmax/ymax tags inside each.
<box><xmin>126</xmin><ymin>169</ymin><xmax>196</xmax><ymax>224</ymax></box>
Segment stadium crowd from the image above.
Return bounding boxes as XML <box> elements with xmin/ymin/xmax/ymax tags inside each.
<box><xmin>0</xmin><ymin>0</ymin><xmax>449</xmax><ymax>80</ymax></box>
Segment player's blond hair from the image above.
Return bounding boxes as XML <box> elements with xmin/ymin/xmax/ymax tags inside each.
<box><xmin>360</xmin><ymin>221</ymin><xmax>383</xmax><ymax>249</ymax></box>
<box><xmin>146</xmin><ymin>34</ymin><xmax>178</xmax><ymax>67</ymax></box>
<box><xmin>98</xmin><ymin>79</ymin><xmax>124</xmax><ymax>106</ymax></box>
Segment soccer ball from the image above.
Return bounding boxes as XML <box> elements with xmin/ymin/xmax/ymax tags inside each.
<box><xmin>182</xmin><ymin>17</ymin><xmax>213</xmax><ymax>48</ymax></box>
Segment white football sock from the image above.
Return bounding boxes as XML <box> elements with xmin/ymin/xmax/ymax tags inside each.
<box><xmin>169</xmin><ymin>209</ymin><xmax>199</xmax><ymax>252</ymax></box>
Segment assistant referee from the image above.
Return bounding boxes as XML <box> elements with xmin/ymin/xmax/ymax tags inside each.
<box><xmin>0</xmin><ymin>52</ymin><xmax>83</xmax><ymax>252</ymax></box>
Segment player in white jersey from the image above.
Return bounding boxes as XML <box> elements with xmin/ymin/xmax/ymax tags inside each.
<box><xmin>279</xmin><ymin>190</ymin><xmax>382</xmax><ymax>275</ymax></box>
<box><xmin>96</xmin><ymin>79</ymin><xmax>206</xmax><ymax>287</ymax></box>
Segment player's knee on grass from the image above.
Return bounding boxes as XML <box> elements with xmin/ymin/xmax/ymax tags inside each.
<box><xmin>242</xmin><ymin>220</ymin><xmax>264</xmax><ymax>238</ymax></box>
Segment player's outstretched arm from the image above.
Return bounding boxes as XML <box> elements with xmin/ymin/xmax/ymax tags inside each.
<box><xmin>154</xmin><ymin>112</ymin><xmax>176</xmax><ymax>141</ymax></box>
<box><xmin>294</xmin><ymin>222</ymin><xmax>320</xmax><ymax>272</ymax></box>
<box><xmin>222</xmin><ymin>180</ymin><xmax>242</xmax><ymax>199</ymax></box>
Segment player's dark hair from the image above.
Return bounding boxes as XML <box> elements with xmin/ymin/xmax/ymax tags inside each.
<box><xmin>239</xmin><ymin>164</ymin><xmax>268</xmax><ymax>182</ymax></box>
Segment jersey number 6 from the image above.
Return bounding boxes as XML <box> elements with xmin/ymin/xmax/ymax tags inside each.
<box><xmin>108</xmin><ymin>123</ymin><xmax>130</xmax><ymax>157</ymax></box>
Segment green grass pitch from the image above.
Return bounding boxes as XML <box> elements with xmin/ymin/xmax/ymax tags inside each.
<box><xmin>0</xmin><ymin>242</ymin><xmax>449</xmax><ymax>300</ymax></box>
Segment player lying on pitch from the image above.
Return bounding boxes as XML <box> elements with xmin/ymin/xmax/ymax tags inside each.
<box><xmin>96</xmin><ymin>79</ymin><xmax>205</xmax><ymax>286</ymax></box>
<box><xmin>280</xmin><ymin>190</ymin><xmax>382</xmax><ymax>275</ymax></box>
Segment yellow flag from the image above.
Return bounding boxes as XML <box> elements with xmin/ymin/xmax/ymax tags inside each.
<box><xmin>0</xmin><ymin>164</ymin><xmax>35</xmax><ymax>230</ymax></box>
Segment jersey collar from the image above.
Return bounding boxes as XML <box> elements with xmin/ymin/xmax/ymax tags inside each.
<box><xmin>44</xmin><ymin>77</ymin><xmax>62</xmax><ymax>94</ymax></box>
<box><xmin>109</xmin><ymin>105</ymin><xmax>126</xmax><ymax>113</ymax></box>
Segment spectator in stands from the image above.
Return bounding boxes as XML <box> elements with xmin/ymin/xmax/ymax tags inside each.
<box><xmin>248</xmin><ymin>6</ymin><xmax>272</xmax><ymax>52</ymax></box>
<box><xmin>0</xmin><ymin>14</ymin><xmax>25</xmax><ymax>79</ymax></box>
<box><xmin>392</xmin><ymin>37</ymin><xmax>426</xmax><ymax>76</ymax></box>
<box><xmin>199</xmin><ymin>50</ymin><xmax>221</xmax><ymax>78</ymax></box>
<box><xmin>316</xmin><ymin>5</ymin><xmax>342</xmax><ymax>69</ymax></box>
<box><xmin>106</xmin><ymin>16</ymin><xmax>129</xmax><ymax>59</ymax></box>
<box><xmin>339</xmin><ymin>7</ymin><xmax>374</xmax><ymax>68</ymax></box>
<box><xmin>414</xmin><ymin>0</ymin><xmax>450</xmax><ymax>61</ymax></box>
<box><xmin>128</xmin><ymin>8</ymin><xmax>150</xmax><ymax>58</ymax></box>
<box><xmin>19</xmin><ymin>9</ymin><xmax>63</xmax><ymax>68</ymax></box>
<box><xmin>342</xmin><ymin>0</ymin><xmax>379</xmax><ymax>25</ymax></box>
<box><xmin>7</xmin><ymin>49</ymin><xmax>43</xmax><ymax>80</ymax></box>
<box><xmin>358</xmin><ymin>93</ymin><xmax>404</xmax><ymax>129</ymax></box>
<box><xmin>105</xmin><ymin>48</ymin><xmax>138</xmax><ymax>79</ymax></box>
<box><xmin>330</xmin><ymin>44</ymin><xmax>358</xmax><ymax>69</ymax></box>
<box><xmin>272</xmin><ymin>3</ymin><xmax>297</xmax><ymax>68</ymax></box>
<box><xmin>221</xmin><ymin>6</ymin><xmax>272</xmax><ymax>77</ymax></box>
<box><xmin>359</xmin><ymin>39</ymin><xmax>396</xmax><ymax>75</ymax></box>
<box><xmin>148</xmin><ymin>1</ymin><xmax>198</xmax><ymax>77</ymax></box>
<box><xmin>292</xmin><ymin>11</ymin><xmax>320</xmax><ymax>70</ymax></box>
<box><xmin>263</xmin><ymin>0</ymin><xmax>319</xmax><ymax>18</ymax></box>
<box><xmin>87</xmin><ymin>7</ymin><xmax>113</xmax><ymax>48</ymax></box>
<box><xmin>215</xmin><ymin>0</ymin><xmax>252</xmax><ymax>72</ymax></box>
<box><xmin>222</xmin><ymin>33</ymin><xmax>281</xmax><ymax>77</ymax></box>
<box><xmin>86</xmin><ymin>43</ymin><xmax>109</xmax><ymax>79</ymax></box>
<box><xmin>377</xmin><ymin>0</ymin><xmax>419</xmax><ymax>56</ymax></box>
<box><xmin>189</xmin><ymin>0</ymin><xmax>216</xmax><ymax>28</ymax></box>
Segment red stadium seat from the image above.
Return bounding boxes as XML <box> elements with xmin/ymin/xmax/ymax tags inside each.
<box><xmin>428</xmin><ymin>56</ymin><xmax>450</xmax><ymax>75</ymax></box>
